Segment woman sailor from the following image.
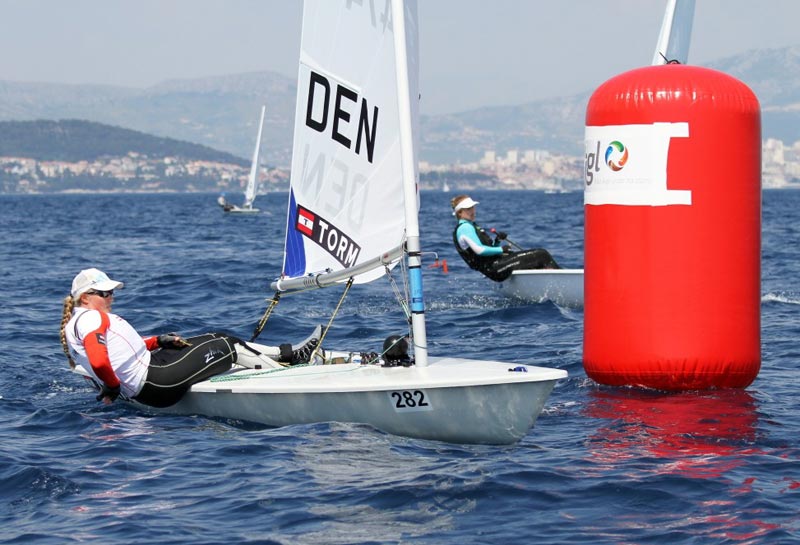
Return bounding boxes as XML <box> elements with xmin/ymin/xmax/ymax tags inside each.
<box><xmin>451</xmin><ymin>194</ymin><xmax>560</xmax><ymax>282</ymax></box>
<box><xmin>60</xmin><ymin>268</ymin><xmax>320</xmax><ymax>408</ymax></box>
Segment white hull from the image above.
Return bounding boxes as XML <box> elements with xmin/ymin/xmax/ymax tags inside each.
<box><xmin>129</xmin><ymin>358</ymin><xmax>565</xmax><ymax>444</ymax></box>
<box><xmin>224</xmin><ymin>205</ymin><xmax>260</xmax><ymax>214</ymax></box>
<box><xmin>498</xmin><ymin>269</ymin><xmax>584</xmax><ymax>308</ymax></box>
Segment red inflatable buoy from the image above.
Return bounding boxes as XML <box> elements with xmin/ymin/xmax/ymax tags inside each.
<box><xmin>583</xmin><ymin>65</ymin><xmax>761</xmax><ymax>390</ymax></box>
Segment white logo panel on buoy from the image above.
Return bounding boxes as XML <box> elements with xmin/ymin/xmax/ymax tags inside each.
<box><xmin>584</xmin><ymin>122</ymin><xmax>691</xmax><ymax>206</ymax></box>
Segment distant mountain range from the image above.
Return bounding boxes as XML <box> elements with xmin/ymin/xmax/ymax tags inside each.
<box><xmin>0</xmin><ymin>119</ymin><xmax>246</xmax><ymax>164</ymax></box>
<box><xmin>1</xmin><ymin>46</ymin><xmax>798</xmax><ymax>166</ymax></box>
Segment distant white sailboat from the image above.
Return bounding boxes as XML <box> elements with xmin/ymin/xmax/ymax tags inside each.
<box><xmin>442</xmin><ymin>180</ymin><xmax>450</xmax><ymax>192</ymax></box>
<box><xmin>497</xmin><ymin>0</ymin><xmax>696</xmax><ymax>308</ymax></box>
<box><xmin>138</xmin><ymin>0</ymin><xmax>566</xmax><ymax>445</ymax></box>
<box><xmin>219</xmin><ymin>105</ymin><xmax>266</xmax><ymax>214</ymax></box>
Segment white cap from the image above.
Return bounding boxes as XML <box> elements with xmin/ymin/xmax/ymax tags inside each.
<box><xmin>71</xmin><ymin>268</ymin><xmax>124</xmax><ymax>299</ymax></box>
<box><xmin>453</xmin><ymin>196</ymin><xmax>479</xmax><ymax>214</ymax></box>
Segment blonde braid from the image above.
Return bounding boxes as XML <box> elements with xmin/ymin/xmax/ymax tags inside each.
<box><xmin>60</xmin><ymin>295</ymin><xmax>76</xmax><ymax>369</ymax></box>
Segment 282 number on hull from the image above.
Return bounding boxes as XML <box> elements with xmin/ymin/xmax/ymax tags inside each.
<box><xmin>389</xmin><ymin>390</ymin><xmax>432</xmax><ymax>412</ymax></box>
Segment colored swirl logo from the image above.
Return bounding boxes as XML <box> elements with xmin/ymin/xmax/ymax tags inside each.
<box><xmin>605</xmin><ymin>141</ymin><xmax>629</xmax><ymax>171</ymax></box>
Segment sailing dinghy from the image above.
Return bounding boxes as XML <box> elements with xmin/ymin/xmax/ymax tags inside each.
<box><xmin>220</xmin><ymin>105</ymin><xmax>266</xmax><ymax>214</ymax></box>
<box><xmin>79</xmin><ymin>0</ymin><xmax>566</xmax><ymax>445</ymax></box>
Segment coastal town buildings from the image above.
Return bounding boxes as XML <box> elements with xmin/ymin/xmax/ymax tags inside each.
<box><xmin>2</xmin><ymin>139</ymin><xmax>799</xmax><ymax>194</ymax></box>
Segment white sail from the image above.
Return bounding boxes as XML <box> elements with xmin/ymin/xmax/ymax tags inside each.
<box><xmin>280</xmin><ymin>0</ymin><xmax>419</xmax><ymax>286</ymax></box>
<box><xmin>651</xmin><ymin>0</ymin><xmax>695</xmax><ymax>65</ymax></box>
<box><xmin>243</xmin><ymin>105</ymin><xmax>266</xmax><ymax>209</ymax></box>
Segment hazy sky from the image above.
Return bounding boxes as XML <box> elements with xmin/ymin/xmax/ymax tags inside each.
<box><xmin>2</xmin><ymin>0</ymin><xmax>798</xmax><ymax>115</ymax></box>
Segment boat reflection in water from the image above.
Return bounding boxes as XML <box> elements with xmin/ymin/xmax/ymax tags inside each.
<box><xmin>585</xmin><ymin>388</ymin><xmax>760</xmax><ymax>479</ymax></box>
<box><xmin>583</xmin><ymin>388</ymin><xmax>787</xmax><ymax>541</ymax></box>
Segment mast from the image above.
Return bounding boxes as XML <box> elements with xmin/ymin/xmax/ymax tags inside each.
<box><xmin>392</xmin><ymin>0</ymin><xmax>428</xmax><ymax>367</ymax></box>
<box><xmin>245</xmin><ymin>105</ymin><xmax>266</xmax><ymax>208</ymax></box>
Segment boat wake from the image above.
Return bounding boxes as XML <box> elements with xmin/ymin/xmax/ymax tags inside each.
<box><xmin>762</xmin><ymin>292</ymin><xmax>800</xmax><ymax>305</ymax></box>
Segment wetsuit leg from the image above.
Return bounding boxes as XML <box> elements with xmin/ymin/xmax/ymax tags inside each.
<box><xmin>134</xmin><ymin>332</ymin><xmax>237</xmax><ymax>408</ymax></box>
<box><xmin>512</xmin><ymin>248</ymin><xmax>560</xmax><ymax>269</ymax></box>
<box><xmin>488</xmin><ymin>249</ymin><xmax>560</xmax><ymax>280</ymax></box>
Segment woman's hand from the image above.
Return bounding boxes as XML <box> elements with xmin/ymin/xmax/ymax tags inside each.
<box><xmin>96</xmin><ymin>384</ymin><xmax>121</xmax><ymax>404</ymax></box>
<box><xmin>157</xmin><ymin>333</ymin><xmax>191</xmax><ymax>349</ymax></box>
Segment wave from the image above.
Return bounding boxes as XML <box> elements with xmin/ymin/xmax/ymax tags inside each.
<box><xmin>762</xmin><ymin>292</ymin><xmax>800</xmax><ymax>305</ymax></box>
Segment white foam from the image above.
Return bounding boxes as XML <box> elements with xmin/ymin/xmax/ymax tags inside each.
<box><xmin>762</xmin><ymin>292</ymin><xmax>800</xmax><ymax>305</ymax></box>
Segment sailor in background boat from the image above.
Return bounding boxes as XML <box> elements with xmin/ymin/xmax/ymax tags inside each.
<box><xmin>60</xmin><ymin>268</ymin><xmax>320</xmax><ymax>408</ymax></box>
<box><xmin>451</xmin><ymin>194</ymin><xmax>560</xmax><ymax>282</ymax></box>
<box><xmin>217</xmin><ymin>193</ymin><xmax>234</xmax><ymax>212</ymax></box>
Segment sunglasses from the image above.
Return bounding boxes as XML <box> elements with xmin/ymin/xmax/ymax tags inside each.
<box><xmin>87</xmin><ymin>289</ymin><xmax>114</xmax><ymax>298</ymax></box>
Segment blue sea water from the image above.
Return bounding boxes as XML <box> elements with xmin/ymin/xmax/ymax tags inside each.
<box><xmin>1</xmin><ymin>189</ymin><xmax>798</xmax><ymax>545</ymax></box>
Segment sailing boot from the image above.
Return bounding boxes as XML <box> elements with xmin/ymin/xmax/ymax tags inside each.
<box><xmin>279</xmin><ymin>324</ymin><xmax>324</xmax><ymax>365</ymax></box>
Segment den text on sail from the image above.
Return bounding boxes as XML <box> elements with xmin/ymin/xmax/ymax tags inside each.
<box><xmin>292</xmin><ymin>67</ymin><xmax>383</xmax><ymax>268</ymax></box>
<box><xmin>305</xmin><ymin>71</ymin><xmax>378</xmax><ymax>164</ymax></box>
